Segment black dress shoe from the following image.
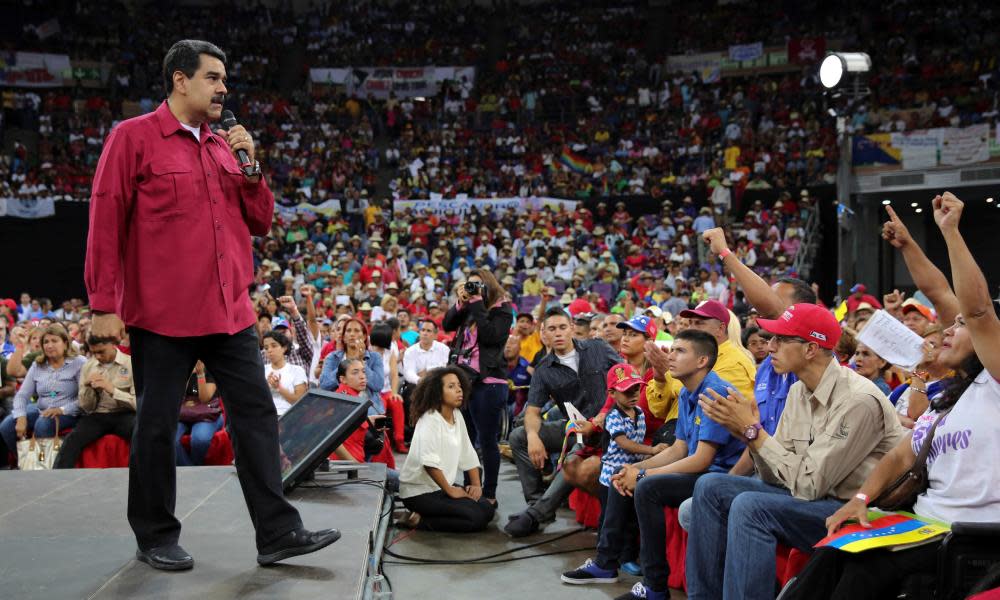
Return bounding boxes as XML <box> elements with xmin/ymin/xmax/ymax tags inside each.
<box><xmin>257</xmin><ymin>528</ymin><xmax>341</xmax><ymax>566</ymax></box>
<box><xmin>136</xmin><ymin>544</ymin><xmax>194</xmax><ymax>571</ymax></box>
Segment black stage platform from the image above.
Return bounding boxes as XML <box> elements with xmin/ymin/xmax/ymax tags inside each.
<box><xmin>0</xmin><ymin>464</ymin><xmax>387</xmax><ymax>599</ymax></box>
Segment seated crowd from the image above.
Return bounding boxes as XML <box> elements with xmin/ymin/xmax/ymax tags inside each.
<box><xmin>3</xmin><ymin>191</ymin><xmax>998</xmax><ymax>600</ymax></box>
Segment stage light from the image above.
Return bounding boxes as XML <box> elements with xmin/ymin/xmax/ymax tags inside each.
<box><xmin>882</xmin><ymin>199</ymin><xmax>891</xmax><ymax>205</ymax></box>
<box><xmin>988</xmin><ymin>197</ymin><xmax>995</xmax><ymax>203</ymax></box>
<box><xmin>911</xmin><ymin>202</ymin><xmax>918</xmax><ymax>207</ymax></box>
<box><xmin>820</xmin><ymin>52</ymin><xmax>872</xmax><ymax>89</ymax></box>
<box><xmin>915</xmin><ymin>208</ymin><xmax>923</xmax><ymax>213</ymax></box>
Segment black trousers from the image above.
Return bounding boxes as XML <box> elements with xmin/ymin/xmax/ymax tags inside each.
<box><xmin>53</xmin><ymin>411</ymin><xmax>135</xmax><ymax>469</ymax></box>
<box><xmin>780</xmin><ymin>543</ymin><xmax>940</xmax><ymax>600</ymax></box>
<box><xmin>128</xmin><ymin>326</ymin><xmax>302</xmax><ymax>552</ymax></box>
<box><xmin>401</xmin><ymin>488</ymin><xmax>496</xmax><ymax>533</ymax></box>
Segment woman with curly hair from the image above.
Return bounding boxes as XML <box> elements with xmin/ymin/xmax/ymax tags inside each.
<box><xmin>397</xmin><ymin>366</ymin><xmax>495</xmax><ymax>532</ymax></box>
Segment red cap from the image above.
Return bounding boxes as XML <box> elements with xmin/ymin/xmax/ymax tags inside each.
<box><xmin>567</xmin><ymin>298</ymin><xmax>594</xmax><ymax>317</ymax></box>
<box><xmin>679</xmin><ymin>300</ymin><xmax>731</xmax><ymax>326</ymax></box>
<box><xmin>606</xmin><ymin>362</ymin><xmax>645</xmax><ymax>392</ymax></box>
<box><xmin>756</xmin><ymin>303</ymin><xmax>841</xmax><ymax>350</ymax></box>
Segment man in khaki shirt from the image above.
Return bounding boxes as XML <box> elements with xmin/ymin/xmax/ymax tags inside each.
<box><xmin>54</xmin><ymin>336</ymin><xmax>136</xmax><ymax>469</ymax></box>
<box><xmin>685</xmin><ymin>303</ymin><xmax>905</xmax><ymax>600</ymax></box>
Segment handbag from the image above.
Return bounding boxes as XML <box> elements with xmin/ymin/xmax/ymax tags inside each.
<box><xmin>16</xmin><ymin>415</ymin><xmax>63</xmax><ymax>470</ymax></box>
<box><xmin>179</xmin><ymin>396</ymin><xmax>223</xmax><ymax>424</ymax></box>
<box><xmin>872</xmin><ymin>408</ymin><xmax>951</xmax><ymax>511</ymax></box>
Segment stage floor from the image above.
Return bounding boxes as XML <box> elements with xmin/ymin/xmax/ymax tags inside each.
<box><xmin>0</xmin><ymin>464</ymin><xmax>386</xmax><ymax>600</ymax></box>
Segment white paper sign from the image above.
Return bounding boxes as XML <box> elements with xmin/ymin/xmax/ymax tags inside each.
<box><xmin>562</xmin><ymin>402</ymin><xmax>586</xmax><ymax>445</ymax></box>
<box><xmin>857</xmin><ymin>310</ymin><xmax>925</xmax><ymax>370</ymax></box>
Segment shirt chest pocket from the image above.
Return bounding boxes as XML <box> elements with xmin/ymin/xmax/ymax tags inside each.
<box><xmin>141</xmin><ymin>162</ymin><xmax>196</xmax><ymax>220</ymax></box>
<box><xmin>218</xmin><ymin>160</ymin><xmax>246</xmax><ymax>219</ymax></box>
<box><xmin>787</xmin><ymin>422</ymin><xmax>813</xmax><ymax>454</ymax></box>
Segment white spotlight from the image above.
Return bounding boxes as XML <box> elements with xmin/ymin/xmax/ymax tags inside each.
<box><xmin>882</xmin><ymin>199</ymin><xmax>891</xmax><ymax>205</ymax></box>
<box><xmin>915</xmin><ymin>208</ymin><xmax>923</xmax><ymax>213</ymax></box>
<box><xmin>820</xmin><ymin>52</ymin><xmax>872</xmax><ymax>89</ymax></box>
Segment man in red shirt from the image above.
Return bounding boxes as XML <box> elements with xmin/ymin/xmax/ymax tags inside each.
<box><xmin>845</xmin><ymin>283</ymin><xmax>883</xmax><ymax>316</ymax></box>
<box><xmin>87</xmin><ymin>40</ymin><xmax>338</xmax><ymax>572</ymax></box>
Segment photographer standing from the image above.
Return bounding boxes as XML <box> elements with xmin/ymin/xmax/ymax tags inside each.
<box><xmin>442</xmin><ymin>269</ymin><xmax>513</xmax><ymax>506</ymax></box>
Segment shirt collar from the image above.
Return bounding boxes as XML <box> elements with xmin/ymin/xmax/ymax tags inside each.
<box><xmin>809</xmin><ymin>358</ymin><xmax>842</xmax><ymax>406</ymax></box>
<box><xmin>155</xmin><ymin>100</ymin><xmax>218</xmax><ymax>145</ymax></box>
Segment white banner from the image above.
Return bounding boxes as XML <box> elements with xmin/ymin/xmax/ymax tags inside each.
<box><xmin>0</xmin><ymin>52</ymin><xmax>71</xmax><ymax>88</ymax></box>
<box><xmin>728</xmin><ymin>42</ymin><xmax>763</xmax><ymax>62</ymax></box>
<box><xmin>393</xmin><ymin>196</ymin><xmax>578</xmax><ymax>217</ymax></box>
<box><xmin>940</xmin><ymin>123</ymin><xmax>990</xmax><ymax>166</ymax></box>
<box><xmin>0</xmin><ymin>197</ymin><xmax>56</xmax><ymax>219</ymax></box>
<box><xmin>309</xmin><ymin>65</ymin><xmax>475</xmax><ymax>99</ymax></box>
<box><xmin>665</xmin><ymin>52</ymin><xmax>722</xmax><ymax>83</ymax></box>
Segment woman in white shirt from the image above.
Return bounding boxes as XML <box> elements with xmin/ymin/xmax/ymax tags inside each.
<box><xmin>262</xmin><ymin>331</ymin><xmax>308</xmax><ymax>417</ymax></box>
<box><xmin>398</xmin><ymin>366</ymin><xmax>495</xmax><ymax>532</ymax></box>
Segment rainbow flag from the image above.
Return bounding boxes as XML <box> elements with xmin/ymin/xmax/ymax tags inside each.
<box><xmin>815</xmin><ymin>512</ymin><xmax>950</xmax><ymax>554</ymax></box>
<box><xmin>560</xmin><ymin>146</ymin><xmax>592</xmax><ymax>174</ymax></box>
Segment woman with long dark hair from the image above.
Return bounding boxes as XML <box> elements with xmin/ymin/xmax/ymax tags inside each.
<box><xmin>442</xmin><ymin>269</ymin><xmax>513</xmax><ymax>506</ymax></box>
<box><xmin>398</xmin><ymin>366</ymin><xmax>495</xmax><ymax>532</ymax></box>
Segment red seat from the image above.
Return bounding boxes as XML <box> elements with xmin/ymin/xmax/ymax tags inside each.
<box><xmin>569</xmin><ymin>488</ymin><xmax>602</xmax><ymax>528</ymax></box>
<box><xmin>180</xmin><ymin>428</ymin><xmax>235</xmax><ymax>466</ymax></box>
<box><xmin>77</xmin><ymin>434</ymin><xmax>130</xmax><ymax>468</ymax></box>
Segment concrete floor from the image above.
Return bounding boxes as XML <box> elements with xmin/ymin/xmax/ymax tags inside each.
<box><xmin>384</xmin><ymin>460</ymin><xmax>685</xmax><ymax>600</ymax></box>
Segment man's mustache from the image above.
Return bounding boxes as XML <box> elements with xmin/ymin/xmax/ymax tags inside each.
<box><xmin>211</xmin><ymin>95</ymin><xmax>225</xmax><ymax>104</ymax></box>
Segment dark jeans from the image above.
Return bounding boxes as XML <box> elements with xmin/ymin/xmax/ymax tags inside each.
<box><xmin>465</xmin><ymin>382</ymin><xmax>507</xmax><ymax>499</ymax></box>
<box><xmin>175</xmin><ymin>415</ymin><xmax>224</xmax><ymax>466</ymax></box>
<box><xmin>128</xmin><ymin>326</ymin><xmax>302</xmax><ymax>552</ymax></box>
<box><xmin>780</xmin><ymin>544</ymin><xmax>940</xmax><ymax>600</ymax></box>
<box><xmin>597</xmin><ymin>473</ymin><xmax>702</xmax><ymax>592</ymax></box>
<box><xmin>596</xmin><ymin>483</ymin><xmax>640</xmax><ymax>565</ymax></box>
<box><xmin>401</xmin><ymin>488</ymin><xmax>496</xmax><ymax>533</ymax></box>
<box><xmin>53</xmin><ymin>411</ymin><xmax>135</xmax><ymax>469</ymax></box>
<box><xmin>508</xmin><ymin>418</ymin><xmax>572</xmax><ymax>521</ymax></box>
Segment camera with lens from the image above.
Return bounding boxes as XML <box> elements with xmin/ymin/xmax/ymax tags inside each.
<box><xmin>464</xmin><ymin>281</ymin><xmax>484</xmax><ymax>296</ymax></box>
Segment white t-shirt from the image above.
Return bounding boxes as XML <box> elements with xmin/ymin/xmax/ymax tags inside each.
<box><xmin>912</xmin><ymin>370</ymin><xmax>1000</xmax><ymax>523</ymax></box>
<box><xmin>399</xmin><ymin>409</ymin><xmax>480</xmax><ymax>499</ymax></box>
<box><xmin>180</xmin><ymin>122</ymin><xmax>201</xmax><ymax>142</ymax></box>
<box><xmin>557</xmin><ymin>349</ymin><xmax>580</xmax><ymax>373</ymax></box>
<box><xmin>264</xmin><ymin>362</ymin><xmax>308</xmax><ymax>416</ymax></box>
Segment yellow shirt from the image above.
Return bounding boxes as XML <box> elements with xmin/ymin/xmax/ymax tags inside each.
<box><xmin>523</xmin><ymin>278</ymin><xmax>544</xmax><ymax>296</ymax></box>
<box><xmin>714</xmin><ymin>339</ymin><xmax>757</xmax><ymax>404</ymax></box>
<box><xmin>518</xmin><ymin>331</ymin><xmax>543</xmax><ymax>363</ymax></box>
<box><xmin>646</xmin><ymin>376</ymin><xmax>683</xmax><ymax>421</ymax></box>
<box><xmin>724</xmin><ymin>145</ymin><xmax>741</xmax><ymax>170</ymax></box>
<box><xmin>364</xmin><ymin>204</ymin><xmax>379</xmax><ymax>227</ymax></box>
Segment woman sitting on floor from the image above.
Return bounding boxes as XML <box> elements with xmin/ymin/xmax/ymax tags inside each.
<box><xmin>398</xmin><ymin>366</ymin><xmax>495</xmax><ymax>532</ymax></box>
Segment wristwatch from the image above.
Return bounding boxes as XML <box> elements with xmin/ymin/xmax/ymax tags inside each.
<box><xmin>743</xmin><ymin>422</ymin><xmax>764</xmax><ymax>442</ymax></box>
<box><xmin>636</xmin><ymin>468</ymin><xmax>647</xmax><ymax>482</ymax></box>
<box><xmin>244</xmin><ymin>159</ymin><xmax>262</xmax><ymax>179</ymax></box>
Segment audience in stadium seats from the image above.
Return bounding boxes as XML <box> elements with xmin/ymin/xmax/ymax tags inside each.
<box><xmin>782</xmin><ymin>192</ymin><xmax>1000</xmax><ymax>599</ymax></box>
<box><xmin>53</xmin><ymin>336</ymin><xmax>135</xmax><ymax>468</ymax></box>
<box><xmin>175</xmin><ymin>362</ymin><xmax>224</xmax><ymax>467</ymax></box>
<box><xmin>0</xmin><ymin>325</ymin><xmax>86</xmax><ymax>459</ymax></box>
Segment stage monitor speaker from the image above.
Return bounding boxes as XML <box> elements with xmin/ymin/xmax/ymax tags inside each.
<box><xmin>278</xmin><ymin>389</ymin><xmax>371</xmax><ymax>491</ymax></box>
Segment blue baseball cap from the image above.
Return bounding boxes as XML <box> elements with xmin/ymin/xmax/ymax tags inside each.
<box><xmin>616</xmin><ymin>315</ymin><xmax>658</xmax><ymax>339</ymax></box>
<box><xmin>272</xmin><ymin>316</ymin><xmax>290</xmax><ymax>329</ymax></box>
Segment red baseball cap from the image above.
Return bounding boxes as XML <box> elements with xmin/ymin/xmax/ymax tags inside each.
<box><xmin>756</xmin><ymin>303</ymin><xmax>841</xmax><ymax>350</ymax></box>
<box><xmin>568</xmin><ymin>298</ymin><xmax>594</xmax><ymax>317</ymax></box>
<box><xmin>679</xmin><ymin>300</ymin><xmax>731</xmax><ymax>326</ymax></box>
<box><xmin>606</xmin><ymin>362</ymin><xmax>645</xmax><ymax>392</ymax></box>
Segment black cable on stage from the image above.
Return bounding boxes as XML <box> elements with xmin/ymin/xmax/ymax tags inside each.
<box><xmin>382</xmin><ymin>527</ymin><xmax>592</xmax><ymax>564</ymax></box>
<box><xmin>383</xmin><ymin>544</ymin><xmax>596</xmax><ymax>566</ymax></box>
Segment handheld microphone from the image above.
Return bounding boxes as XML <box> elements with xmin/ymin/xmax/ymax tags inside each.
<box><xmin>220</xmin><ymin>110</ymin><xmax>255</xmax><ymax>177</ymax></box>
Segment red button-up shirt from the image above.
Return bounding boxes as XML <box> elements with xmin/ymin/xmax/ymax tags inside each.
<box><xmin>85</xmin><ymin>101</ymin><xmax>273</xmax><ymax>337</ymax></box>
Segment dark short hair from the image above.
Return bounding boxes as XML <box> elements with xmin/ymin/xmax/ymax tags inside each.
<box><xmin>369</xmin><ymin>323</ymin><xmax>393</xmax><ymax>349</ymax></box>
<box><xmin>419</xmin><ymin>319</ymin><xmax>439</xmax><ymax>331</ymax></box>
<box><xmin>741</xmin><ymin>325</ymin><xmax>770</xmax><ymax>347</ymax></box>
<box><xmin>543</xmin><ymin>307</ymin><xmax>571</xmax><ymax>325</ymax></box>
<box><xmin>163</xmin><ymin>39</ymin><xmax>227</xmax><ymax>95</ymax></box>
<box><xmin>516</xmin><ymin>313</ymin><xmax>534</xmax><ymax>322</ymax></box>
<box><xmin>262</xmin><ymin>330</ymin><xmax>291</xmax><ymax>353</ymax></box>
<box><xmin>776</xmin><ymin>277</ymin><xmax>817</xmax><ymax>305</ymax></box>
<box><xmin>675</xmin><ymin>329</ymin><xmax>719</xmax><ymax>371</ymax></box>
<box><xmin>337</xmin><ymin>357</ymin><xmax>363</xmax><ymax>381</ymax></box>
<box><xmin>86</xmin><ymin>335</ymin><xmax>118</xmax><ymax>347</ymax></box>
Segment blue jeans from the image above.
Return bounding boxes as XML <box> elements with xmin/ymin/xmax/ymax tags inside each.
<box><xmin>597</xmin><ymin>473</ymin><xmax>702</xmax><ymax>592</ymax></box>
<box><xmin>0</xmin><ymin>404</ymin><xmax>79</xmax><ymax>456</ymax></box>
<box><xmin>175</xmin><ymin>415</ymin><xmax>224</xmax><ymax>466</ymax></box>
<box><xmin>686</xmin><ymin>474</ymin><xmax>844</xmax><ymax>600</ymax></box>
<box><xmin>465</xmin><ymin>382</ymin><xmax>507</xmax><ymax>499</ymax></box>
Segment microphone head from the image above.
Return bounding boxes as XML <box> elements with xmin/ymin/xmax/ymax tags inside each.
<box><xmin>220</xmin><ymin>110</ymin><xmax>237</xmax><ymax>130</ymax></box>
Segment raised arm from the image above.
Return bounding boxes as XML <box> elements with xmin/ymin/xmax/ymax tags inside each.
<box><xmin>882</xmin><ymin>205</ymin><xmax>960</xmax><ymax>325</ymax></box>
<box><xmin>935</xmin><ymin>192</ymin><xmax>1000</xmax><ymax>378</ymax></box>
<box><xmin>703</xmin><ymin>228</ymin><xmax>786</xmax><ymax>318</ymax></box>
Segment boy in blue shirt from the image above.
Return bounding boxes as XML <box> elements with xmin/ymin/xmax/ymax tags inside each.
<box><xmin>561</xmin><ymin>330</ymin><xmax>745</xmax><ymax>600</ymax></box>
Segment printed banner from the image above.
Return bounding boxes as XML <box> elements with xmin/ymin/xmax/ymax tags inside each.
<box><xmin>308</xmin><ymin>65</ymin><xmax>476</xmax><ymax>99</ymax></box>
<box><xmin>0</xmin><ymin>51</ymin><xmax>72</xmax><ymax>88</ymax></box>
<box><xmin>393</xmin><ymin>197</ymin><xmax>578</xmax><ymax>217</ymax></box>
<box><xmin>0</xmin><ymin>197</ymin><xmax>56</xmax><ymax>219</ymax></box>
<box><xmin>940</xmin><ymin>123</ymin><xmax>990</xmax><ymax>166</ymax></box>
<box><xmin>787</xmin><ymin>37</ymin><xmax>826</xmax><ymax>65</ymax></box>
<box><xmin>852</xmin><ymin>134</ymin><xmax>900</xmax><ymax>167</ymax></box>
<box><xmin>728</xmin><ymin>42</ymin><xmax>763</xmax><ymax>62</ymax></box>
<box><xmin>665</xmin><ymin>52</ymin><xmax>722</xmax><ymax>83</ymax></box>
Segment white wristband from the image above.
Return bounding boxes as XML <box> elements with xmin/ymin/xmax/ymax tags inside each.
<box><xmin>854</xmin><ymin>492</ymin><xmax>870</xmax><ymax>505</ymax></box>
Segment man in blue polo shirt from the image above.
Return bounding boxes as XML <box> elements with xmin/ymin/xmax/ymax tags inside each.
<box><xmin>560</xmin><ymin>329</ymin><xmax>745</xmax><ymax>600</ymax></box>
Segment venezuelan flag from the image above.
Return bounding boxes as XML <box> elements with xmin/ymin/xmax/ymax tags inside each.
<box><xmin>560</xmin><ymin>146</ymin><xmax>593</xmax><ymax>174</ymax></box>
